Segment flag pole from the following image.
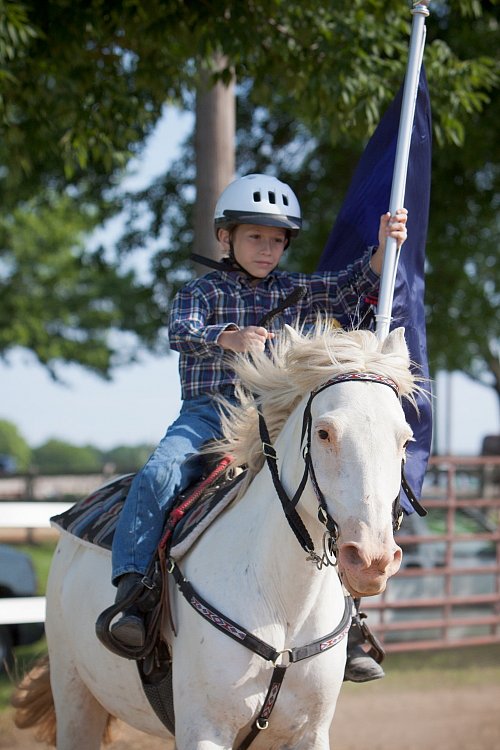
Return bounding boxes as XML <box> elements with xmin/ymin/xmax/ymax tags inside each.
<box><xmin>375</xmin><ymin>1</ymin><xmax>431</xmax><ymax>341</ymax></box>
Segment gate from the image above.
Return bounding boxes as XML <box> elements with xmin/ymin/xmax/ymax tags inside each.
<box><xmin>364</xmin><ymin>456</ymin><xmax>500</xmax><ymax>652</ymax></box>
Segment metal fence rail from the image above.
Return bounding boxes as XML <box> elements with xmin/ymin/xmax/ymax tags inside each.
<box><xmin>364</xmin><ymin>456</ymin><xmax>500</xmax><ymax>652</ymax></box>
<box><xmin>1</xmin><ymin>457</ymin><xmax>499</xmax><ymax>652</ymax></box>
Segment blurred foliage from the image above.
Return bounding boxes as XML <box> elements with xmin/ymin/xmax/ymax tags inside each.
<box><xmin>0</xmin><ymin>420</ymin><xmax>153</xmax><ymax>473</ymax></box>
<box><xmin>0</xmin><ymin>0</ymin><xmax>498</xmax><ymax>394</ymax></box>
<box><xmin>0</xmin><ymin>419</ymin><xmax>30</xmax><ymax>470</ymax></box>
<box><xmin>31</xmin><ymin>439</ymin><xmax>103</xmax><ymax>473</ymax></box>
<box><xmin>103</xmin><ymin>444</ymin><xmax>154</xmax><ymax>473</ymax></box>
<box><xmin>0</xmin><ymin>192</ymin><xmax>165</xmax><ymax>376</ymax></box>
<box><xmin>1</xmin><ymin>0</ymin><xmax>495</xmax><ymax>197</ymax></box>
<box><xmin>120</xmin><ymin>1</ymin><xmax>499</xmax><ymax>396</ymax></box>
<box><xmin>422</xmin><ymin>1</ymin><xmax>499</xmax><ymax>393</ymax></box>
<box><xmin>29</xmin><ymin>438</ymin><xmax>153</xmax><ymax>473</ymax></box>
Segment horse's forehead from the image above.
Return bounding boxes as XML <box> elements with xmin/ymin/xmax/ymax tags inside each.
<box><xmin>311</xmin><ymin>380</ymin><xmax>404</xmax><ymax>422</ymax></box>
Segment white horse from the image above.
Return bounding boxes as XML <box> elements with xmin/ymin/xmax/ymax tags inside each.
<box><xmin>14</xmin><ymin>324</ymin><xmax>419</xmax><ymax>750</ymax></box>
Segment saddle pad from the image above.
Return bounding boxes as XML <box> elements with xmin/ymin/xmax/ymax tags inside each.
<box><xmin>50</xmin><ymin>469</ymin><xmax>245</xmax><ymax>557</ymax></box>
<box><xmin>50</xmin><ymin>474</ymin><xmax>135</xmax><ymax>550</ymax></box>
<box><xmin>169</xmin><ymin>471</ymin><xmax>245</xmax><ymax>560</ymax></box>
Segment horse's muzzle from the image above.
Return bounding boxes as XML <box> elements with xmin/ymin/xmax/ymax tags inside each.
<box><xmin>336</xmin><ymin>540</ymin><xmax>403</xmax><ymax>597</ymax></box>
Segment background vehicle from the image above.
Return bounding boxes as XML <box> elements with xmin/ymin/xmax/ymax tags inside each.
<box><xmin>0</xmin><ymin>454</ymin><xmax>17</xmax><ymax>474</ymax></box>
<box><xmin>0</xmin><ymin>543</ymin><xmax>44</xmax><ymax>672</ymax></box>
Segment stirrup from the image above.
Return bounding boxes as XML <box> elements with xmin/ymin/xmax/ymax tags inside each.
<box><xmin>96</xmin><ymin>570</ymin><xmax>160</xmax><ymax>660</ymax></box>
<box><xmin>110</xmin><ymin>612</ymin><xmax>146</xmax><ymax>649</ymax></box>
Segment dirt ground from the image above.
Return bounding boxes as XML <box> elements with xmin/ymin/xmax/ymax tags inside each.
<box><xmin>2</xmin><ymin>677</ymin><xmax>499</xmax><ymax>750</ymax></box>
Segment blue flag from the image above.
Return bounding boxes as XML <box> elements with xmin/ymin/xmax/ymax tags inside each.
<box><xmin>317</xmin><ymin>69</ymin><xmax>432</xmax><ymax>511</ymax></box>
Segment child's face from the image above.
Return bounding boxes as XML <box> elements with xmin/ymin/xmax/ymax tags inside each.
<box><xmin>222</xmin><ymin>224</ymin><xmax>287</xmax><ymax>278</ymax></box>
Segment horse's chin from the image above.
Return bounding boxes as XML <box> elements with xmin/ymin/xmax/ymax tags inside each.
<box><xmin>339</xmin><ymin>570</ymin><xmax>388</xmax><ymax>598</ymax></box>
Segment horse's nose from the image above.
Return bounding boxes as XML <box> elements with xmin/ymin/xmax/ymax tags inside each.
<box><xmin>337</xmin><ymin>541</ymin><xmax>403</xmax><ymax>577</ymax></box>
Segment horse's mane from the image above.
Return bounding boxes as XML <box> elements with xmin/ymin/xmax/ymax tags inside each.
<box><xmin>208</xmin><ymin>320</ymin><xmax>421</xmax><ymax>492</ymax></box>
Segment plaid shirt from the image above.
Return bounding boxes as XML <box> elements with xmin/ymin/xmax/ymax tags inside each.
<box><xmin>169</xmin><ymin>248</ymin><xmax>379</xmax><ymax>400</ymax></box>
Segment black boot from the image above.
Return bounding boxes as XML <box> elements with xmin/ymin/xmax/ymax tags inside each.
<box><xmin>344</xmin><ymin>642</ymin><xmax>385</xmax><ymax>682</ymax></box>
<box><xmin>344</xmin><ymin>599</ymin><xmax>385</xmax><ymax>683</ymax></box>
<box><xmin>110</xmin><ymin>573</ymin><xmax>147</xmax><ymax>649</ymax></box>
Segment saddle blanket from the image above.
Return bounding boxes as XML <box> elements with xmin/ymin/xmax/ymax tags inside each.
<box><xmin>50</xmin><ymin>469</ymin><xmax>244</xmax><ymax>559</ymax></box>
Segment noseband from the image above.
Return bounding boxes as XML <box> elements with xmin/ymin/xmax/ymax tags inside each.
<box><xmin>258</xmin><ymin>372</ymin><xmax>426</xmax><ymax>567</ymax></box>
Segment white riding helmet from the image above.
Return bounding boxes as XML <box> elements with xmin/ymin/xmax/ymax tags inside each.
<box><xmin>214</xmin><ymin>174</ymin><xmax>302</xmax><ymax>238</ymax></box>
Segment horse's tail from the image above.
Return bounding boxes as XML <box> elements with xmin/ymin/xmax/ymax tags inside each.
<box><xmin>11</xmin><ymin>654</ymin><xmax>58</xmax><ymax>746</ymax></box>
<box><xmin>11</xmin><ymin>654</ymin><xmax>115</xmax><ymax>746</ymax></box>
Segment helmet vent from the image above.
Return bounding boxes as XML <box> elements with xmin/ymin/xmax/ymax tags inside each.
<box><xmin>253</xmin><ymin>191</ymin><xmax>261</xmax><ymax>202</ymax></box>
<box><xmin>268</xmin><ymin>191</ymin><xmax>276</xmax><ymax>204</ymax></box>
<box><xmin>282</xmin><ymin>195</ymin><xmax>289</xmax><ymax>206</ymax></box>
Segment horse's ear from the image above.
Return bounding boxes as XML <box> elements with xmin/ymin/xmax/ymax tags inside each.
<box><xmin>381</xmin><ymin>327</ymin><xmax>409</xmax><ymax>360</ymax></box>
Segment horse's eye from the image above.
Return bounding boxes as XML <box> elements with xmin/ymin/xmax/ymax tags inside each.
<box><xmin>318</xmin><ymin>429</ymin><xmax>329</xmax><ymax>441</ymax></box>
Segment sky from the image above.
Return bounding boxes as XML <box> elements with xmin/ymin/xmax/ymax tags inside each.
<box><xmin>1</xmin><ymin>107</ymin><xmax>498</xmax><ymax>457</ymax></box>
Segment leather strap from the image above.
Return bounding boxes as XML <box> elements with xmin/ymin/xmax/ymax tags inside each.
<box><xmin>170</xmin><ymin>557</ymin><xmax>352</xmax><ymax>663</ymax></box>
<box><xmin>237</xmin><ymin>665</ymin><xmax>287</xmax><ymax>750</ymax></box>
<box><xmin>401</xmin><ymin>463</ymin><xmax>427</xmax><ymax>516</ymax></box>
<box><xmin>258</xmin><ymin>412</ymin><xmax>314</xmax><ymax>554</ymax></box>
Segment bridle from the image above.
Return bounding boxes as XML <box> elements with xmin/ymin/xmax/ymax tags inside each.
<box><xmin>258</xmin><ymin>371</ymin><xmax>427</xmax><ymax>568</ymax></box>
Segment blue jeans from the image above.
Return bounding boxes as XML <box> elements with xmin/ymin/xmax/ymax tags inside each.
<box><xmin>112</xmin><ymin>394</ymin><xmax>234</xmax><ymax>583</ymax></box>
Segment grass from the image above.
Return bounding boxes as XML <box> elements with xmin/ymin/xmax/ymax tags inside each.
<box><xmin>16</xmin><ymin>541</ymin><xmax>57</xmax><ymax>594</ymax></box>
<box><xmin>341</xmin><ymin>643</ymin><xmax>500</xmax><ymax>696</ymax></box>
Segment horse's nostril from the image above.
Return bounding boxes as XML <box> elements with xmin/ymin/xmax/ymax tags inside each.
<box><xmin>338</xmin><ymin>542</ymin><xmax>402</xmax><ymax>575</ymax></box>
<box><xmin>393</xmin><ymin>546</ymin><xmax>403</xmax><ymax>565</ymax></box>
<box><xmin>339</xmin><ymin>543</ymin><xmax>366</xmax><ymax>569</ymax></box>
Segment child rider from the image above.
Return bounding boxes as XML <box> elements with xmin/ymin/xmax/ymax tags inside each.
<box><xmin>106</xmin><ymin>173</ymin><xmax>408</xmax><ymax>681</ymax></box>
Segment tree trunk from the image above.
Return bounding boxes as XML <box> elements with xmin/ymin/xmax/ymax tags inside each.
<box><xmin>193</xmin><ymin>59</ymin><xmax>235</xmax><ymax>270</ymax></box>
